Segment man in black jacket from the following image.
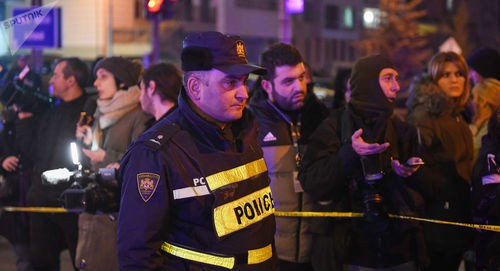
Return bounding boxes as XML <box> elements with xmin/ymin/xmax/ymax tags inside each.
<box><xmin>27</xmin><ymin>57</ymin><xmax>90</xmax><ymax>271</ymax></box>
<box><xmin>299</xmin><ymin>55</ymin><xmax>426</xmax><ymax>270</ymax></box>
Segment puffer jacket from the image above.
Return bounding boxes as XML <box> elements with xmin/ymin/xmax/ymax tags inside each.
<box><xmin>406</xmin><ymin>75</ymin><xmax>474</xmax><ymax>252</ymax></box>
<box><xmin>248</xmin><ymin>89</ymin><xmax>329</xmax><ymax>263</ymax></box>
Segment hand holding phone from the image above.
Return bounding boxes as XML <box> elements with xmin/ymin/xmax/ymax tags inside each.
<box><xmin>404</xmin><ymin>157</ymin><xmax>425</xmax><ymax>168</ymax></box>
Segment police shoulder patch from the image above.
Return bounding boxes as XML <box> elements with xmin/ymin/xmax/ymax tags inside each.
<box><xmin>137</xmin><ymin>173</ymin><xmax>160</xmax><ymax>202</ymax></box>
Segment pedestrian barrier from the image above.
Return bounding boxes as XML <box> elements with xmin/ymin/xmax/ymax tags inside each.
<box><xmin>3</xmin><ymin>206</ymin><xmax>500</xmax><ymax>233</ymax></box>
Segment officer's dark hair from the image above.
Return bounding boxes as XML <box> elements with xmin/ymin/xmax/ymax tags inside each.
<box><xmin>56</xmin><ymin>57</ymin><xmax>90</xmax><ymax>89</ymax></box>
<box><xmin>260</xmin><ymin>43</ymin><xmax>304</xmax><ymax>81</ymax></box>
<box><xmin>143</xmin><ymin>63</ymin><xmax>182</xmax><ymax>102</ymax></box>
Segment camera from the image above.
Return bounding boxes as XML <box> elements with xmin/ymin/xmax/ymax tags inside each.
<box><xmin>42</xmin><ymin>167</ymin><xmax>119</xmax><ymax>214</ymax></box>
<box><xmin>0</xmin><ymin>80</ymin><xmax>54</xmax><ymax>120</ymax></box>
<box><xmin>360</xmin><ymin>179</ymin><xmax>386</xmax><ymax>220</ymax></box>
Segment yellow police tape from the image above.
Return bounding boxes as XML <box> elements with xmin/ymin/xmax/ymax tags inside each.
<box><xmin>3</xmin><ymin>207</ymin><xmax>500</xmax><ymax>233</ymax></box>
<box><xmin>275</xmin><ymin>211</ymin><xmax>500</xmax><ymax>233</ymax></box>
<box><xmin>2</xmin><ymin>206</ymin><xmax>68</xmax><ymax>213</ymax></box>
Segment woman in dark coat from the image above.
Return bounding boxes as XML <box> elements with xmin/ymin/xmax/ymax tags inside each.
<box><xmin>406</xmin><ymin>51</ymin><xmax>474</xmax><ymax>271</ymax></box>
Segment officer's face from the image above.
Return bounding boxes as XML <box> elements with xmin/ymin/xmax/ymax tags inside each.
<box><xmin>192</xmin><ymin>69</ymin><xmax>249</xmax><ymax>124</ymax></box>
<box><xmin>94</xmin><ymin>68</ymin><xmax>118</xmax><ymax>100</ymax></box>
<box><xmin>378</xmin><ymin>68</ymin><xmax>400</xmax><ymax>102</ymax></box>
<box><xmin>262</xmin><ymin>63</ymin><xmax>307</xmax><ymax>111</ymax></box>
<box><xmin>49</xmin><ymin>61</ymin><xmax>72</xmax><ymax>99</ymax></box>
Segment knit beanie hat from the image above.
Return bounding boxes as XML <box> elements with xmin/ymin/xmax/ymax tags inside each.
<box><xmin>467</xmin><ymin>47</ymin><xmax>500</xmax><ymax>80</ymax></box>
<box><xmin>94</xmin><ymin>57</ymin><xmax>142</xmax><ymax>89</ymax></box>
<box><xmin>350</xmin><ymin>54</ymin><xmax>396</xmax><ymax>113</ymax></box>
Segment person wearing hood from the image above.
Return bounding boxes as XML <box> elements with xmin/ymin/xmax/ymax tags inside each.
<box><xmin>406</xmin><ymin>51</ymin><xmax>474</xmax><ymax>271</ymax></box>
<box><xmin>74</xmin><ymin>56</ymin><xmax>150</xmax><ymax>271</ymax></box>
<box><xmin>299</xmin><ymin>54</ymin><xmax>427</xmax><ymax>270</ymax></box>
<box><xmin>248</xmin><ymin>43</ymin><xmax>329</xmax><ymax>271</ymax></box>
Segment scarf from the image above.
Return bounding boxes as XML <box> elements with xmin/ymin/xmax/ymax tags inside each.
<box><xmin>96</xmin><ymin>86</ymin><xmax>140</xmax><ymax>129</ymax></box>
<box><xmin>90</xmin><ymin>86</ymin><xmax>140</xmax><ymax>149</ymax></box>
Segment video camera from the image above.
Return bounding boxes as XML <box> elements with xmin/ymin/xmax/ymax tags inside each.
<box><xmin>41</xmin><ymin>143</ymin><xmax>120</xmax><ymax>214</ymax></box>
<box><xmin>0</xmin><ymin>65</ymin><xmax>54</xmax><ymax>118</ymax></box>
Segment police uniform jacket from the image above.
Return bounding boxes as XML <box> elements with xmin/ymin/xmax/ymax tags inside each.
<box><xmin>248</xmin><ymin>89</ymin><xmax>328</xmax><ymax>263</ymax></box>
<box><xmin>118</xmin><ymin>89</ymin><xmax>278</xmax><ymax>271</ymax></box>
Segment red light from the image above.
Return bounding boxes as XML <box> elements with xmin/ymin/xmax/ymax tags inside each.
<box><xmin>147</xmin><ymin>0</ymin><xmax>164</xmax><ymax>13</ymax></box>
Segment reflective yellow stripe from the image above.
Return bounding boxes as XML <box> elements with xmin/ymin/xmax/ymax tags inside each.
<box><xmin>248</xmin><ymin>244</ymin><xmax>273</xmax><ymax>264</ymax></box>
<box><xmin>213</xmin><ymin>186</ymin><xmax>274</xmax><ymax>237</ymax></box>
<box><xmin>206</xmin><ymin>158</ymin><xmax>267</xmax><ymax>191</ymax></box>
<box><xmin>2</xmin><ymin>206</ymin><xmax>68</xmax><ymax>213</ymax></box>
<box><xmin>161</xmin><ymin>242</ymin><xmax>273</xmax><ymax>269</ymax></box>
<box><xmin>161</xmin><ymin>242</ymin><xmax>235</xmax><ymax>269</ymax></box>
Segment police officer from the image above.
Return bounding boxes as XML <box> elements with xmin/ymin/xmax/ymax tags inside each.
<box><xmin>118</xmin><ymin>31</ymin><xmax>279</xmax><ymax>271</ymax></box>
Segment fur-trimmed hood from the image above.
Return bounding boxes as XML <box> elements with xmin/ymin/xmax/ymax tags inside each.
<box><xmin>406</xmin><ymin>74</ymin><xmax>455</xmax><ymax>117</ymax></box>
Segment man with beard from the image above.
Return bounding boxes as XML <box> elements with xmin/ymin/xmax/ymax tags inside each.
<box><xmin>248</xmin><ymin>43</ymin><xmax>329</xmax><ymax>271</ymax></box>
<box><xmin>299</xmin><ymin>55</ymin><xmax>427</xmax><ymax>270</ymax></box>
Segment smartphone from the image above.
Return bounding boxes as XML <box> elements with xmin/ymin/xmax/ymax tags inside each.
<box><xmin>405</xmin><ymin>160</ymin><xmax>425</xmax><ymax>167</ymax></box>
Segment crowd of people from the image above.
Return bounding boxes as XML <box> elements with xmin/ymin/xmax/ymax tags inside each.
<box><xmin>0</xmin><ymin>31</ymin><xmax>498</xmax><ymax>271</ymax></box>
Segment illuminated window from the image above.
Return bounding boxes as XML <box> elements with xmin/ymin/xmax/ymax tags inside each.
<box><xmin>446</xmin><ymin>0</ymin><xmax>454</xmax><ymax>11</ymax></box>
<box><xmin>363</xmin><ymin>8</ymin><xmax>380</xmax><ymax>29</ymax></box>
<box><xmin>343</xmin><ymin>6</ymin><xmax>354</xmax><ymax>29</ymax></box>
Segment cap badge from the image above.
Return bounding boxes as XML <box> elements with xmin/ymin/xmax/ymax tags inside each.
<box><xmin>236</xmin><ymin>40</ymin><xmax>246</xmax><ymax>59</ymax></box>
<box><xmin>137</xmin><ymin>173</ymin><xmax>160</xmax><ymax>202</ymax></box>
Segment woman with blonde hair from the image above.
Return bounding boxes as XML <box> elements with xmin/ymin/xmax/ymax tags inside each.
<box><xmin>470</xmin><ymin>78</ymin><xmax>500</xmax><ymax>162</ymax></box>
<box><xmin>406</xmin><ymin>51</ymin><xmax>474</xmax><ymax>271</ymax></box>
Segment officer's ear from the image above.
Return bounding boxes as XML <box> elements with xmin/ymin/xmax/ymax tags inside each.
<box><xmin>261</xmin><ymin>79</ymin><xmax>273</xmax><ymax>100</ymax></box>
<box><xmin>186</xmin><ymin>75</ymin><xmax>202</xmax><ymax>101</ymax></box>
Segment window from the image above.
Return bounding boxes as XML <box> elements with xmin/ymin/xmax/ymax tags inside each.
<box><xmin>303</xmin><ymin>0</ymin><xmax>315</xmax><ymax>22</ymax></box>
<box><xmin>446</xmin><ymin>0</ymin><xmax>454</xmax><ymax>11</ymax></box>
<box><xmin>325</xmin><ymin>5</ymin><xmax>339</xmax><ymax>29</ymax></box>
<box><xmin>200</xmin><ymin>0</ymin><xmax>215</xmax><ymax>23</ymax></box>
<box><xmin>331</xmin><ymin>39</ymin><xmax>337</xmax><ymax>60</ymax></box>
<box><xmin>183</xmin><ymin>0</ymin><xmax>193</xmax><ymax>21</ymax></box>
<box><xmin>362</xmin><ymin>8</ymin><xmax>380</xmax><ymax>29</ymax></box>
<box><xmin>343</xmin><ymin>6</ymin><xmax>354</xmax><ymax>29</ymax></box>
<box><xmin>235</xmin><ymin>0</ymin><xmax>278</xmax><ymax>10</ymax></box>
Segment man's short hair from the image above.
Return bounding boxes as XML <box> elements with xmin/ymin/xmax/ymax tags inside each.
<box><xmin>260</xmin><ymin>43</ymin><xmax>304</xmax><ymax>81</ymax></box>
<box><xmin>56</xmin><ymin>57</ymin><xmax>89</xmax><ymax>89</ymax></box>
<box><xmin>142</xmin><ymin>63</ymin><xmax>182</xmax><ymax>102</ymax></box>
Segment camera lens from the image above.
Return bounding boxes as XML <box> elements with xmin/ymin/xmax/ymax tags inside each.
<box><xmin>361</xmin><ymin>180</ymin><xmax>388</xmax><ymax>225</ymax></box>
